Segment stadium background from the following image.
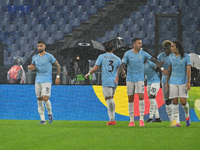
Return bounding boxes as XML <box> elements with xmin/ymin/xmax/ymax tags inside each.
<box><xmin>0</xmin><ymin>0</ymin><xmax>200</xmax><ymax>122</ymax></box>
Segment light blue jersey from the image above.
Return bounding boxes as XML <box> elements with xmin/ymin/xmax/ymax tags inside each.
<box><xmin>96</xmin><ymin>53</ymin><xmax>121</xmax><ymax>87</ymax></box>
<box><xmin>122</xmin><ymin>49</ymin><xmax>152</xmax><ymax>82</ymax></box>
<box><xmin>144</xmin><ymin>60</ymin><xmax>160</xmax><ymax>85</ymax></box>
<box><xmin>32</xmin><ymin>52</ymin><xmax>56</xmax><ymax>84</ymax></box>
<box><xmin>157</xmin><ymin>52</ymin><xmax>171</xmax><ymax>84</ymax></box>
<box><xmin>169</xmin><ymin>53</ymin><xmax>191</xmax><ymax>85</ymax></box>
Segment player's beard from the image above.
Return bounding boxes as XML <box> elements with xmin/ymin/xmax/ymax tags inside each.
<box><xmin>39</xmin><ymin>49</ymin><xmax>44</xmax><ymax>53</ymax></box>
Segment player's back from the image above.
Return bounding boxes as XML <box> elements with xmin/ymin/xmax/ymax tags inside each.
<box><xmin>96</xmin><ymin>53</ymin><xmax>121</xmax><ymax>87</ymax></box>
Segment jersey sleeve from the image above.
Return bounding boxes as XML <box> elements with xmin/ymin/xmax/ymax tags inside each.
<box><xmin>118</xmin><ymin>57</ymin><xmax>122</xmax><ymax>68</ymax></box>
<box><xmin>149</xmin><ymin>60</ymin><xmax>156</xmax><ymax>69</ymax></box>
<box><xmin>50</xmin><ymin>54</ymin><xmax>56</xmax><ymax>64</ymax></box>
<box><xmin>95</xmin><ymin>55</ymin><xmax>102</xmax><ymax>66</ymax></box>
<box><xmin>157</xmin><ymin>53</ymin><xmax>161</xmax><ymax>62</ymax></box>
<box><xmin>122</xmin><ymin>52</ymin><xmax>128</xmax><ymax>64</ymax></box>
<box><xmin>186</xmin><ymin>54</ymin><xmax>191</xmax><ymax>65</ymax></box>
<box><xmin>144</xmin><ymin>51</ymin><xmax>152</xmax><ymax>60</ymax></box>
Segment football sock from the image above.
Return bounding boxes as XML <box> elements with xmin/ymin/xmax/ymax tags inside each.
<box><xmin>149</xmin><ymin>99</ymin><xmax>155</xmax><ymax>119</ymax></box>
<box><xmin>106</xmin><ymin>99</ymin><xmax>115</xmax><ymax>121</ymax></box>
<box><xmin>44</xmin><ymin>100</ymin><xmax>52</xmax><ymax>115</ymax></box>
<box><xmin>182</xmin><ymin>102</ymin><xmax>189</xmax><ymax>118</ymax></box>
<box><xmin>128</xmin><ymin>102</ymin><xmax>134</xmax><ymax>122</ymax></box>
<box><xmin>154</xmin><ymin>99</ymin><xmax>160</xmax><ymax>118</ymax></box>
<box><xmin>173</xmin><ymin>104</ymin><xmax>180</xmax><ymax>124</ymax></box>
<box><xmin>139</xmin><ymin>100</ymin><xmax>145</xmax><ymax>121</ymax></box>
<box><xmin>166</xmin><ymin>104</ymin><xmax>173</xmax><ymax>122</ymax></box>
<box><xmin>38</xmin><ymin>101</ymin><xmax>45</xmax><ymax>121</ymax></box>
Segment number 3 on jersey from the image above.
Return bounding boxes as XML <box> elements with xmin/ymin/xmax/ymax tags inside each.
<box><xmin>108</xmin><ymin>60</ymin><xmax>114</xmax><ymax>72</ymax></box>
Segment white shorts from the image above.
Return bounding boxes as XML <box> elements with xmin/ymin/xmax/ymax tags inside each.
<box><xmin>102</xmin><ymin>87</ymin><xmax>116</xmax><ymax>98</ymax></box>
<box><xmin>126</xmin><ymin>81</ymin><xmax>144</xmax><ymax>95</ymax></box>
<box><xmin>162</xmin><ymin>82</ymin><xmax>170</xmax><ymax>101</ymax></box>
<box><xmin>147</xmin><ymin>82</ymin><xmax>160</xmax><ymax>96</ymax></box>
<box><xmin>169</xmin><ymin>84</ymin><xmax>188</xmax><ymax>99</ymax></box>
<box><xmin>35</xmin><ymin>83</ymin><xmax>51</xmax><ymax>98</ymax></box>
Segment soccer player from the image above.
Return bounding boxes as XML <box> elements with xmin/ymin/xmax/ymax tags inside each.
<box><xmin>28</xmin><ymin>40</ymin><xmax>61</xmax><ymax>124</ymax></box>
<box><xmin>144</xmin><ymin>58</ymin><xmax>161</xmax><ymax>123</ymax></box>
<box><xmin>157</xmin><ymin>40</ymin><xmax>176</xmax><ymax>127</ymax></box>
<box><xmin>166</xmin><ymin>41</ymin><xmax>191</xmax><ymax>127</ymax></box>
<box><xmin>115</xmin><ymin>38</ymin><xmax>167</xmax><ymax>127</ymax></box>
<box><xmin>85</xmin><ymin>41</ymin><xmax>121</xmax><ymax>125</ymax></box>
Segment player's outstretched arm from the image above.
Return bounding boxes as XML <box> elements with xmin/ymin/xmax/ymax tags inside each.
<box><xmin>85</xmin><ymin>65</ymin><xmax>99</xmax><ymax>79</ymax></box>
<box><xmin>150</xmin><ymin>57</ymin><xmax>168</xmax><ymax>75</ymax></box>
<box><xmin>54</xmin><ymin>61</ymin><xmax>61</xmax><ymax>85</ymax></box>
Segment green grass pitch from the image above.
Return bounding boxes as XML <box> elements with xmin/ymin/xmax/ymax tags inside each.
<box><xmin>0</xmin><ymin>120</ymin><xmax>199</xmax><ymax>150</ymax></box>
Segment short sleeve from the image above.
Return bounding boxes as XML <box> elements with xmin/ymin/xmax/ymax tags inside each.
<box><xmin>95</xmin><ymin>55</ymin><xmax>102</xmax><ymax>66</ymax></box>
<box><xmin>122</xmin><ymin>52</ymin><xmax>128</xmax><ymax>64</ymax></box>
<box><xmin>50</xmin><ymin>54</ymin><xmax>56</xmax><ymax>64</ymax></box>
<box><xmin>186</xmin><ymin>54</ymin><xmax>191</xmax><ymax>65</ymax></box>
<box><xmin>143</xmin><ymin>51</ymin><xmax>152</xmax><ymax>60</ymax></box>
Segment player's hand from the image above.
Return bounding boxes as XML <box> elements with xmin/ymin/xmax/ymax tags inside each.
<box><xmin>186</xmin><ymin>82</ymin><xmax>191</xmax><ymax>91</ymax></box>
<box><xmin>165</xmin><ymin>82</ymin><xmax>169</xmax><ymax>90</ymax></box>
<box><xmin>55</xmin><ymin>78</ymin><xmax>60</xmax><ymax>86</ymax></box>
<box><xmin>85</xmin><ymin>73</ymin><xmax>89</xmax><ymax>79</ymax></box>
<box><xmin>28</xmin><ymin>64</ymin><xmax>36</xmax><ymax>71</ymax></box>
<box><xmin>114</xmin><ymin>76</ymin><xmax>119</xmax><ymax>85</ymax></box>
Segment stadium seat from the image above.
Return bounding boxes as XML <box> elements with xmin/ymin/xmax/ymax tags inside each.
<box><xmin>68</xmin><ymin>0</ymin><xmax>78</xmax><ymax>7</ymax></box>
<box><xmin>20</xmin><ymin>5</ymin><xmax>31</xmax><ymax>13</ymax></box>
<box><xmin>79</xmin><ymin>11</ymin><xmax>89</xmax><ymax>21</ymax></box>
<box><xmin>46</xmin><ymin>37</ymin><xmax>54</xmax><ymax>44</ymax></box>
<box><xmin>94</xmin><ymin>0</ymin><xmax>106</xmax><ymax>8</ymax></box>
<box><xmin>70</xmin><ymin>18</ymin><xmax>81</xmax><ymax>28</ymax></box>
<box><xmin>88</xmin><ymin>5</ymin><xmax>97</xmax><ymax>15</ymax></box>
<box><xmin>7</xmin><ymin>5</ymin><xmax>18</xmax><ymax>14</ymax></box>
<box><xmin>122</xmin><ymin>18</ymin><xmax>133</xmax><ymax>27</ymax></box>
<box><xmin>80</xmin><ymin>0</ymin><xmax>92</xmax><ymax>7</ymax></box>
<box><xmin>114</xmin><ymin>24</ymin><xmax>125</xmax><ymax>32</ymax></box>
<box><xmin>128</xmin><ymin>24</ymin><xmax>139</xmax><ymax>33</ymax></box>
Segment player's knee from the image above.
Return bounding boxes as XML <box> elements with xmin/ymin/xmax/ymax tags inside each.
<box><xmin>37</xmin><ymin>97</ymin><xmax>43</xmax><ymax>101</ymax></box>
<box><xmin>43</xmin><ymin>96</ymin><xmax>49</xmax><ymax>101</ymax></box>
<box><xmin>105</xmin><ymin>96</ymin><xmax>113</xmax><ymax>100</ymax></box>
<box><xmin>138</xmin><ymin>94</ymin><xmax>144</xmax><ymax>100</ymax></box>
<box><xmin>128</xmin><ymin>95</ymin><xmax>134</xmax><ymax>102</ymax></box>
<box><xmin>165</xmin><ymin>99</ymin><xmax>172</xmax><ymax>105</ymax></box>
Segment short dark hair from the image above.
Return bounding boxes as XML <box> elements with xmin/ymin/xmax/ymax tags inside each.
<box><xmin>105</xmin><ymin>41</ymin><xmax>114</xmax><ymax>52</ymax></box>
<box><xmin>37</xmin><ymin>40</ymin><xmax>45</xmax><ymax>44</ymax></box>
<box><xmin>132</xmin><ymin>38</ymin><xmax>141</xmax><ymax>44</ymax></box>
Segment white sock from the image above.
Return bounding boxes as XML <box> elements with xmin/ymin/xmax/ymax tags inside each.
<box><xmin>128</xmin><ymin>102</ymin><xmax>134</xmax><ymax>122</ymax></box>
<box><xmin>139</xmin><ymin>100</ymin><xmax>145</xmax><ymax>121</ymax></box>
<box><xmin>149</xmin><ymin>99</ymin><xmax>155</xmax><ymax>119</ymax></box>
<box><xmin>106</xmin><ymin>99</ymin><xmax>115</xmax><ymax>121</ymax></box>
<box><xmin>166</xmin><ymin>104</ymin><xmax>173</xmax><ymax>122</ymax></box>
<box><xmin>153</xmin><ymin>99</ymin><xmax>160</xmax><ymax>118</ymax></box>
<box><xmin>38</xmin><ymin>101</ymin><xmax>45</xmax><ymax>121</ymax></box>
<box><xmin>182</xmin><ymin>103</ymin><xmax>189</xmax><ymax>118</ymax></box>
<box><xmin>173</xmin><ymin>104</ymin><xmax>180</xmax><ymax>124</ymax></box>
<box><xmin>44</xmin><ymin>100</ymin><xmax>52</xmax><ymax>115</ymax></box>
